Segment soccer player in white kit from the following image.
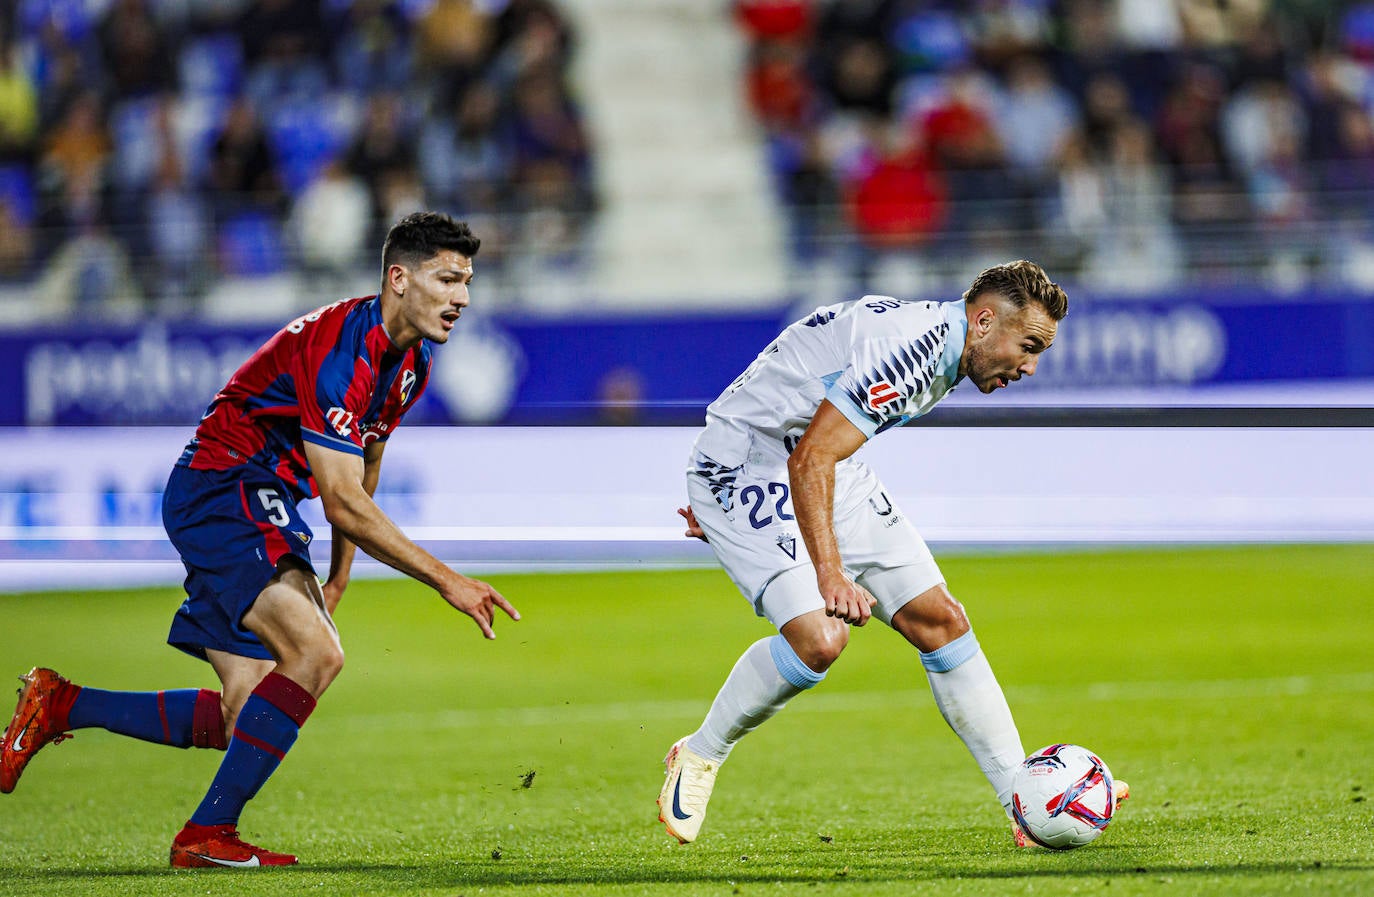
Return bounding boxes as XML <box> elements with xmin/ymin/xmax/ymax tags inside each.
<box><xmin>657</xmin><ymin>260</ymin><xmax>1127</xmax><ymax>846</ymax></box>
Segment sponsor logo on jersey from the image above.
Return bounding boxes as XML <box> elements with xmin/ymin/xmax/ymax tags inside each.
<box><xmin>775</xmin><ymin>533</ymin><xmax>797</xmax><ymax>560</ymax></box>
<box><xmin>871</xmin><ymin>493</ymin><xmax>903</xmax><ymax>526</ymax></box>
<box><xmin>326</xmin><ymin>407</ymin><xmax>355</xmax><ymax>437</ymax></box>
<box><xmin>360</xmin><ymin>420</ymin><xmax>391</xmax><ymax>446</ymax></box>
<box><xmin>867</xmin><ymin>381</ymin><xmax>902</xmax><ymax>412</ymax></box>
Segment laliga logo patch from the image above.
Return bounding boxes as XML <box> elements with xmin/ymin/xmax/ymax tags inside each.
<box><xmin>867</xmin><ymin>381</ymin><xmax>902</xmax><ymax>412</ymax></box>
<box><xmin>326</xmin><ymin>406</ymin><xmax>355</xmax><ymax>437</ymax></box>
<box><xmin>399</xmin><ymin>369</ymin><xmax>416</xmax><ymax>405</ymax></box>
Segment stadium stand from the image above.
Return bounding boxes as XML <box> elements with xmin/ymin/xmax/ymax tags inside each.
<box><xmin>0</xmin><ymin>0</ymin><xmax>594</xmax><ymax>314</ymax></box>
<box><xmin>2</xmin><ymin>1</ymin><xmax>1374</xmax><ymax>315</ymax></box>
<box><xmin>734</xmin><ymin>0</ymin><xmax>1374</xmax><ymax>293</ymax></box>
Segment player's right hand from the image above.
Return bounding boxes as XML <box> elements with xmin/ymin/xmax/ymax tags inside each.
<box><xmin>677</xmin><ymin>506</ymin><xmax>707</xmax><ymax>541</ymax></box>
<box><xmin>443</xmin><ymin>575</ymin><xmax>520</xmax><ymax>639</ymax></box>
<box><xmin>818</xmin><ymin>574</ymin><xmax>877</xmax><ymax>626</ymax></box>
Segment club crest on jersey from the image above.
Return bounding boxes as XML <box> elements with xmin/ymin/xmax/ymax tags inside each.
<box><xmin>775</xmin><ymin>533</ymin><xmax>797</xmax><ymax>560</ymax></box>
<box><xmin>327</xmin><ymin>407</ymin><xmax>355</xmax><ymax>437</ymax></box>
<box><xmin>867</xmin><ymin>381</ymin><xmax>902</xmax><ymax>412</ymax></box>
<box><xmin>399</xmin><ymin>369</ymin><xmax>417</xmax><ymax>405</ymax></box>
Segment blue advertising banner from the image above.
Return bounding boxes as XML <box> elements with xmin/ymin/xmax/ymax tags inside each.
<box><xmin>0</xmin><ymin>291</ymin><xmax>1370</xmax><ymax>426</ymax></box>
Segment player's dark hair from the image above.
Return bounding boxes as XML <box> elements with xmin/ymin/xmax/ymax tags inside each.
<box><xmin>381</xmin><ymin>211</ymin><xmax>480</xmax><ymax>277</ymax></box>
<box><xmin>962</xmin><ymin>260</ymin><xmax>1068</xmax><ymax>321</ymax></box>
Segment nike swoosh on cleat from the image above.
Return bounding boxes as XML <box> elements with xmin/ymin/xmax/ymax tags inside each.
<box><xmin>10</xmin><ymin>720</ymin><xmax>31</xmax><ymax>752</ymax></box>
<box><xmin>670</xmin><ymin>774</ymin><xmax>692</xmax><ymax>821</ymax></box>
<box><xmin>186</xmin><ymin>852</ymin><xmax>261</xmax><ymax>868</ymax></box>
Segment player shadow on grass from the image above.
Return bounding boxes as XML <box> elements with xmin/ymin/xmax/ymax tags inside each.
<box><xmin>19</xmin><ymin>854</ymin><xmax>1355</xmax><ymax>887</ymax></box>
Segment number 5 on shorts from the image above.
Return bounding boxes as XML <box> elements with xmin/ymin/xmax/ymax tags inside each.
<box><xmin>257</xmin><ymin>488</ymin><xmax>291</xmax><ymax>527</ymax></box>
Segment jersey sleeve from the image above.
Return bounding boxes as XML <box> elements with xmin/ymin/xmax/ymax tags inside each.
<box><xmin>824</xmin><ymin>318</ymin><xmax>950</xmax><ymax>438</ymax></box>
<box><xmin>297</xmin><ymin>338</ymin><xmax>372</xmax><ymax>457</ymax></box>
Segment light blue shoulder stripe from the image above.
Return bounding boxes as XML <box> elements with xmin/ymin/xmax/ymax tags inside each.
<box><xmin>822</xmin><ymin>380</ymin><xmax>879</xmax><ymax>437</ymax></box>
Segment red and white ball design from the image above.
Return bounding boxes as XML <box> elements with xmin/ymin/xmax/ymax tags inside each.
<box><xmin>1011</xmin><ymin>744</ymin><xmax>1118</xmax><ymax>850</ymax></box>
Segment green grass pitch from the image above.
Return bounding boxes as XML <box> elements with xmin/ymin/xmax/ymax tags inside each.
<box><xmin>0</xmin><ymin>544</ymin><xmax>1370</xmax><ymax>896</ymax></box>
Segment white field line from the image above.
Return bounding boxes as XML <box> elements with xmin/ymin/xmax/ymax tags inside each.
<box><xmin>319</xmin><ymin>671</ymin><xmax>1374</xmax><ymax>734</ymax></box>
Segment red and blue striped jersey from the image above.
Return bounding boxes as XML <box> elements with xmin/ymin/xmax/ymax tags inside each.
<box><xmin>178</xmin><ymin>295</ymin><xmax>431</xmax><ymax>500</ymax></box>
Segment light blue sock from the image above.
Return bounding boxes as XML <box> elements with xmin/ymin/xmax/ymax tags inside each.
<box><xmin>688</xmin><ymin>635</ymin><xmax>825</xmax><ymax>762</ymax></box>
<box><xmin>921</xmin><ymin>630</ymin><xmax>1024</xmax><ymax>810</ymax></box>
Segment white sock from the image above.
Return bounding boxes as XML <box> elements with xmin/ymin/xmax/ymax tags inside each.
<box><xmin>686</xmin><ymin>635</ymin><xmax>823</xmax><ymax>763</ymax></box>
<box><xmin>921</xmin><ymin>631</ymin><xmax>1025</xmax><ymax>812</ymax></box>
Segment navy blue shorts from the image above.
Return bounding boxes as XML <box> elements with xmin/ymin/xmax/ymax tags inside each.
<box><xmin>163</xmin><ymin>465</ymin><xmax>317</xmax><ymax>661</ymax></box>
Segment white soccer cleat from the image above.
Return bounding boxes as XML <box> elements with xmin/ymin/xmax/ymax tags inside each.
<box><xmin>657</xmin><ymin>737</ymin><xmax>718</xmax><ymax>844</ymax></box>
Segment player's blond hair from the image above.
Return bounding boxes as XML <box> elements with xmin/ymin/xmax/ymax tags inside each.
<box><xmin>962</xmin><ymin>260</ymin><xmax>1068</xmax><ymax>321</ymax></box>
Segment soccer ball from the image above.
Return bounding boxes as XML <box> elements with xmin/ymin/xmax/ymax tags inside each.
<box><xmin>1011</xmin><ymin>744</ymin><xmax>1118</xmax><ymax>850</ymax></box>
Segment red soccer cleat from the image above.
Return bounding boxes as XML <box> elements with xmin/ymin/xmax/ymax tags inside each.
<box><xmin>170</xmin><ymin>822</ymin><xmax>298</xmax><ymax>868</ymax></box>
<box><xmin>0</xmin><ymin>667</ymin><xmax>79</xmax><ymax>794</ymax></box>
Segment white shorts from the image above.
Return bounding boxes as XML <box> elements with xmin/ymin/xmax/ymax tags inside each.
<box><xmin>687</xmin><ymin>442</ymin><xmax>945</xmax><ymax>629</ymax></box>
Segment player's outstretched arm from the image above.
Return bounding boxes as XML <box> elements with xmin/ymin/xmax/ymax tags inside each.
<box><xmin>304</xmin><ymin>441</ymin><xmax>520</xmax><ymax>639</ymax></box>
<box><xmin>322</xmin><ymin>440</ymin><xmax>385</xmax><ymax>614</ymax></box>
<box><xmin>788</xmin><ymin>400</ymin><xmax>877</xmax><ymax>626</ymax></box>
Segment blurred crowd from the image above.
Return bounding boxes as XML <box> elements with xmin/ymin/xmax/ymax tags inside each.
<box><xmin>737</xmin><ymin>0</ymin><xmax>1374</xmax><ymax>292</ymax></box>
<box><xmin>0</xmin><ymin>0</ymin><xmax>593</xmax><ymax>311</ymax></box>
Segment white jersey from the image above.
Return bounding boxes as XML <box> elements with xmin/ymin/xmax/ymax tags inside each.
<box><xmin>693</xmin><ymin>296</ymin><xmax>969</xmax><ymax>468</ymax></box>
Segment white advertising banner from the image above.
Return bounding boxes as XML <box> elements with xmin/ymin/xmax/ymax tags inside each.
<box><xmin>0</xmin><ymin>426</ymin><xmax>1370</xmax><ymax>590</ymax></box>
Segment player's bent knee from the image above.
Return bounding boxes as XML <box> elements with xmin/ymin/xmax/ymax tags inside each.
<box><xmin>321</xmin><ymin>642</ymin><xmax>346</xmax><ymax>676</ymax></box>
<box><xmin>780</xmin><ymin>613</ymin><xmax>848</xmax><ymax>673</ymax></box>
<box><xmin>270</xmin><ymin>631</ymin><xmax>345</xmax><ymax>696</ymax></box>
<box><xmin>768</xmin><ymin>634</ymin><xmax>827</xmax><ymax>690</ymax></box>
<box><xmin>308</xmin><ymin>642</ymin><xmax>345</xmax><ymax>691</ymax></box>
<box><xmin>327</xmin><ymin>643</ymin><xmax>345</xmax><ymax>679</ymax></box>
<box><xmin>930</xmin><ymin>594</ymin><xmax>969</xmax><ymax>638</ymax></box>
<box><xmin>891</xmin><ymin>586</ymin><xmax>970</xmax><ymax>653</ymax></box>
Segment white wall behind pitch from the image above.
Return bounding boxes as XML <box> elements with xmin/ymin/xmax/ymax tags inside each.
<box><xmin>0</xmin><ymin>426</ymin><xmax>1369</xmax><ymax>591</ymax></box>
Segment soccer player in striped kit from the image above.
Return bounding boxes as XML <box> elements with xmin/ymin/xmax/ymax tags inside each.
<box><xmin>0</xmin><ymin>212</ymin><xmax>519</xmax><ymax>867</ymax></box>
<box><xmin>658</xmin><ymin>260</ymin><xmax>1127</xmax><ymax>847</ymax></box>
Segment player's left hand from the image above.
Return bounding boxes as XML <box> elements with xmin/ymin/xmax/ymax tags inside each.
<box><xmin>321</xmin><ymin>579</ymin><xmax>346</xmax><ymax>615</ymax></box>
<box><xmin>442</xmin><ymin>574</ymin><xmax>521</xmax><ymax>639</ymax></box>
<box><xmin>677</xmin><ymin>506</ymin><xmax>707</xmax><ymax>542</ymax></box>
